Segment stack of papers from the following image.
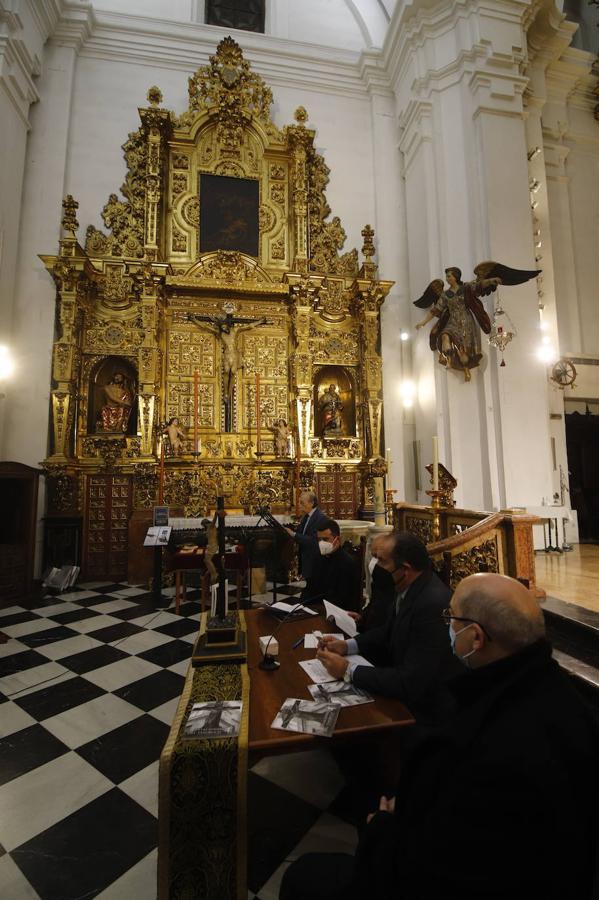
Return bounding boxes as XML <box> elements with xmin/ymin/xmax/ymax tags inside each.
<box><xmin>299</xmin><ymin>654</ymin><xmax>373</xmax><ymax>684</ymax></box>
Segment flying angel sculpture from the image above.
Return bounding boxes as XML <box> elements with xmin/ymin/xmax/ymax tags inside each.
<box><xmin>414</xmin><ymin>261</ymin><xmax>539</xmax><ymax>381</ymax></box>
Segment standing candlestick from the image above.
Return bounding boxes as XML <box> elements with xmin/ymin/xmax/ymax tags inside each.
<box><xmin>255</xmin><ymin>373</ymin><xmax>261</xmax><ymax>454</ymax></box>
<box><xmin>432</xmin><ymin>435</ymin><xmax>439</xmax><ymax>492</ymax></box>
<box><xmin>193</xmin><ymin>370</ymin><xmax>200</xmax><ymax>454</ymax></box>
<box><xmin>159</xmin><ymin>438</ymin><xmax>165</xmax><ymax>504</ymax></box>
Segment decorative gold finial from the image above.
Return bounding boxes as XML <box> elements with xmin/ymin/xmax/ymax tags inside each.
<box><xmin>147</xmin><ymin>86</ymin><xmax>163</xmax><ymax>107</ymax></box>
<box><xmin>61</xmin><ymin>195</ymin><xmax>79</xmax><ymax>236</ymax></box>
<box><xmin>294</xmin><ymin>106</ymin><xmax>308</xmax><ymax>126</ymax></box>
<box><xmin>361</xmin><ymin>224</ymin><xmax>375</xmax><ymax>261</ymax></box>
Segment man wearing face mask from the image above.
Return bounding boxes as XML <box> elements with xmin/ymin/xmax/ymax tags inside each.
<box><xmin>281</xmin><ymin>572</ymin><xmax>599</xmax><ymax>900</ymax></box>
<box><xmin>317</xmin><ymin>531</ymin><xmax>459</xmax><ymax>720</ymax></box>
<box><xmin>305</xmin><ymin>518</ymin><xmax>360</xmax><ymax>611</ymax></box>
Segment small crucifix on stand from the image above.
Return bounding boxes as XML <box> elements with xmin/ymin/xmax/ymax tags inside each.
<box><xmin>187</xmin><ymin>302</ymin><xmax>272</xmax><ymax>432</ymax></box>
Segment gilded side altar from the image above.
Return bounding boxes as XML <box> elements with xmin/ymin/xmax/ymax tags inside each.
<box><xmin>40</xmin><ymin>38</ymin><xmax>393</xmax><ymax>581</ymax></box>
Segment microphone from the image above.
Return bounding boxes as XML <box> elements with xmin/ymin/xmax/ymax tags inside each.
<box><xmin>259</xmin><ymin>596</ymin><xmax>321</xmax><ymax>671</ymax></box>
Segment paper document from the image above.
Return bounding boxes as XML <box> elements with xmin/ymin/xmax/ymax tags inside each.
<box><xmin>270</xmin><ymin>601</ymin><xmax>317</xmax><ymax>616</ymax></box>
<box><xmin>300</xmin><ymin>654</ymin><xmax>373</xmax><ymax>685</ymax></box>
<box><xmin>304</xmin><ymin>630</ymin><xmax>343</xmax><ymax>649</ymax></box>
<box><xmin>143</xmin><ymin>526</ymin><xmax>172</xmax><ymax>547</ymax></box>
<box><xmin>271</xmin><ymin>699</ymin><xmax>340</xmax><ymax>737</ymax></box>
<box><xmin>323</xmin><ymin>600</ymin><xmax>358</xmax><ymax>637</ymax></box>
<box><xmin>308</xmin><ymin>681</ymin><xmax>374</xmax><ymax>707</ymax></box>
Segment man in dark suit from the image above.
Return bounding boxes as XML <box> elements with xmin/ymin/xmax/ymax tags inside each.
<box><xmin>286</xmin><ymin>491</ymin><xmax>329</xmax><ymax>599</ymax></box>
<box><xmin>306</xmin><ymin>518</ymin><xmax>360</xmax><ymax>611</ymax></box>
<box><xmin>281</xmin><ymin>573</ymin><xmax>599</xmax><ymax>900</ymax></box>
<box><xmin>317</xmin><ymin>531</ymin><xmax>459</xmax><ymax>720</ymax></box>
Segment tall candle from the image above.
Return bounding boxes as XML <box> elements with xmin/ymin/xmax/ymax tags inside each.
<box><xmin>255</xmin><ymin>373</ymin><xmax>261</xmax><ymax>453</ymax></box>
<box><xmin>432</xmin><ymin>435</ymin><xmax>439</xmax><ymax>491</ymax></box>
<box><xmin>193</xmin><ymin>370</ymin><xmax>199</xmax><ymax>453</ymax></box>
<box><xmin>159</xmin><ymin>438</ymin><xmax>165</xmax><ymax>503</ymax></box>
<box><xmin>295</xmin><ymin>426</ymin><xmax>301</xmax><ymax>516</ymax></box>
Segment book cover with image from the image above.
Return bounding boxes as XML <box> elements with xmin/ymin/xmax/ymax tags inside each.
<box><xmin>271</xmin><ymin>698</ymin><xmax>340</xmax><ymax>737</ymax></box>
<box><xmin>308</xmin><ymin>681</ymin><xmax>374</xmax><ymax>707</ymax></box>
<box><xmin>183</xmin><ymin>700</ymin><xmax>242</xmax><ymax>739</ymax></box>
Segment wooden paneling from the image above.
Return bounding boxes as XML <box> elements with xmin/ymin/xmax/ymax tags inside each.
<box><xmin>316</xmin><ymin>468</ymin><xmax>359</xmax><ymax>519</ymax></box>
<box><xmin>84</xmin><ymin>475</ymin><xmax>132</xmax><ymax>581</ymax></box>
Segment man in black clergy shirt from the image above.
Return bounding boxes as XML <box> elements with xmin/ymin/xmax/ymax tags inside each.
<box><xmin>281</xmin><ymin>573</ymin><xmax>599</xmax><ymax>900</ymax></box>
<box><xmin>317</xmin><ymin>531</ymin><xmax>459</xmax><ymax>720</ymax></box>
<box><xmin>306</xmin><ymin>518</ymin><xmax>360</xmax><ymax>611</ymax></box>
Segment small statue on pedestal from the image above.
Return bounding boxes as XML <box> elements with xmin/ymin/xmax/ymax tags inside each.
<box><xmin>272</xmin><ymin>419</ymin><xmax>291</xmax><ymax>457</ymax></box>
<box><xmin>164</xmin><ymin>417</ymin><xmax>186</xmax><ymax>455</ymax></box>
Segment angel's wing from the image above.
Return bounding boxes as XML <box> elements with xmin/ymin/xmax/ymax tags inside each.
<box><xmin>413</xmin><ymin>279</ymin><xmax>444</xmax><ymax>309</ymax></box>
<box><xmin>473</xmin><ymin>261</ymin><xmax>540</xmax><ymax>286</ymax></box>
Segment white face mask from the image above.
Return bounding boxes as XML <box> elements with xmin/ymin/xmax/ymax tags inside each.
<box><xmin>449</xmin><ymin>621</ymin><xmax>477</xmax><ymax>663</ymax></box>
<box><xmin>368</xmin><ymin>556</ymin><xmax>378</xmax><ymax>574</ymax></box>
<box><xmin>318</xmin><ymin>540</ymin><xmax>334</xmax><ymax>556</ymax></box>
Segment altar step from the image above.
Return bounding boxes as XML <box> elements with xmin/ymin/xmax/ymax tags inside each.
<box><xmin>542</xmin><ymin>597</ymin><xmax>599</xmax><ymax>714</ymax></box>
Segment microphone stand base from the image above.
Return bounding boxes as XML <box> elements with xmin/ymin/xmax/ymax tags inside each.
<box><xmin>259</xmin><ymin>655</ymin><xmax>280</xmax><ymax>671</ymax></box>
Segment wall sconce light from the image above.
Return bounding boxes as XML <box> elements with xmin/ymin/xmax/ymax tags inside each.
<box><xmin>399</xmin><ymin>379</ymin><xmax>416</xmax><ymax>408</ymax></box>
<box><xmin>400</xmin><ymin>330</ymin><xmax>409</xmax><ymax>341</ymax></box>
<box><xmin>0</xmin><ymin>345</ymin><xmax>14</xmax><ymax>380</ymax></box>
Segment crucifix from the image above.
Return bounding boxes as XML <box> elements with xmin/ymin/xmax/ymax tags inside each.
<box><xmin>187</xmin><ymin>303</ymin><xmax>272</xmax><ymax>432</ymax></box>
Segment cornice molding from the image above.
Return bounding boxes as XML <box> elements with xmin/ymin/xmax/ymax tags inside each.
<box><xmin>55</xmin><ymin>11</ymin><xmax>369</xmax><ymax>99</ymax></box>
<box><xmin>51</xmin><ymin>1</ymin><xmax>95</xmax><ymax>51</ymax></box>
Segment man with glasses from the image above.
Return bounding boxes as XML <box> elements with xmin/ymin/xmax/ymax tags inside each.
<box><xmin>281</xmin><ymin>572</ymin><xmax>599</xmax><ymax>900</ymax></box>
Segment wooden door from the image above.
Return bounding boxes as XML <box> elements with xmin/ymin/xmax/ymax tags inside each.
<box><xmin>84</xmin><ymin>474</ymin><xmax>132</xmax><ymax>581</ymax></box>
<box><xmin>315</xmin><ymin>468</ymin><xmax>359</xmax><ymax>519</ymax></box>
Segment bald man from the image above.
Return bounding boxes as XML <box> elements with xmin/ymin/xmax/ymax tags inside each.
<box><xmin>281</xmin><ymin>573</ymin><xmax>599</xmax><ymax>900</ymax></box>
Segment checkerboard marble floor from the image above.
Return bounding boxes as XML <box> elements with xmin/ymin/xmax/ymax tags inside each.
<box><xmin>0</xmin><ymin>581</ymin><xmax>357</xmax><ymax>899</ymax></box>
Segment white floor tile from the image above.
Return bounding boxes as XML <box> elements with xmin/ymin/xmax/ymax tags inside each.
<box><xmin>67</xmin><ymin>614</ymin><xmax>123</xmax><ymax>635</ymax></box>
<box><xmin>148</xmin><ymin>696</ymin><xmax>180</xmax><ymax>726</ymax></box>
<box><xmin>29</xmin><ymin>602</ymin><xmax>80</xmax><ymax>617</ymax></box>
<box><xmin>87</xmin><ymin>598</ymin><xmax>139</xmax><ymax>614</ymax></box>
<box><xmin>167</xmin><ymin>659</ymin><xmax>190</xmax><ymax>677</ymax></box>
<box><xmin>128</xmin><ymin>610</ymin><xmax>178</xmax><ymax>628</ymax></box>
<box><xmin>0</xmin><ymin>638</ymin><xmax>28</xmax><ymax>658</ymax></box>
<box><xmin>9</xmin><ymin>671</ymin><xmax>77</xmax><ymax>700</ymax></box>
<box><xmin>111</xmin><ymin>587</ymin><xmax>151</xmax><ymax>598</ymax></box>
<box><xmin>0</xmin><ymin>701</ymin><xmax>36</xmax><ymax>738</ymax></box>
<box><xmin>42</xmin><ymin>693</ymin><xmax>142</xmax><ymax>749</ymax></box>
<box><xmin>0</xmin><ymin>606</ymin><xmax>27</xmax><ymax>617</ymax></box>
<box><xmin>110</xmin><ymin>630</ymin><xmax>173</xmax><ymax>655</ymax></box>
<box><xmin>1</xmin><ymin>618</ymin><xmax>56</xmax><ymax>639</ymax></box>
<box><xmin>0</xmin><ymin>854</ymin><xmax>42</xmax><ymax>899</ymax></box>
<box><xmin>0</xmin><ymin>661</ymin><xmax>70</xmax><ymax>697</ymax></box>
<box><xmin>36</xmin><ymin>633</ymin><xmax>103</xmax><ymax>661</ymax></box>
<box><xmin>0</xmin><ymin>752</ymin><xmax>113</xmax><ymax>851</ymax></box>
<box><xmin>82</xmin><ymin>656</ymin><xmax>162</xmax><ymax>692</ymax></box>
<box><xmin>54</xmin><ymin>589</ymin><xmax>102</xmax><ymax>601</ymax></box>
<box><xmin>119</xmin><ymin>761</ymin><xmax>159</xmax><ymax>817</ymax></box>
<box><xmin>251</xmin><ymin>748</ymin><xmax>345</xmax><ymax>810</ymax></box>
<box><xmin>94</xmin><ymin>848</ymin><xmax>157</xmax><ymax>899</ymax></box>
<box><xmin>179</xmin><ymin>631</ymin><xmax>198</xmax><ymax>645</ymax></box>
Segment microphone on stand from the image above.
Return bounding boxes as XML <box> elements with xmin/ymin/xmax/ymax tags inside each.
<box><xmin>259</xmin><ymin>596</ymin><xmax>321</xmax><ymax>671</ymax></box>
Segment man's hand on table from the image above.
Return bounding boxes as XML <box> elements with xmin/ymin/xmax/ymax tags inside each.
<box><xmin>316</xmin><ymin>646</ymin><xmax>349</xmax><ymax>680</ymax></box>
<box><xmin>317</xmin><ymin>635</ymin><xmax>348</xmax><ymax>656</ymax></box>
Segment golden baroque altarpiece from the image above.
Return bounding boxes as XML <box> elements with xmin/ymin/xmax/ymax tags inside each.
<box><xmin>40</xmin><ymin>38</ymin><xmax>393</xmax><ymax>580</ymax></box>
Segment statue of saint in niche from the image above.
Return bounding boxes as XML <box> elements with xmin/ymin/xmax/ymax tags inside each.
<box><xmin>272</xmin><ymin>419</ymin><xmax>291</xmax><ymax>457</ymax></box>
<box><xmin>319</xmin><ymin>383</ymin><xmax>344</xmax><ymax>438</ymax></box>
<box><xmin>99</xmin><ymin>372</ymin><xmax>134</xmax><ymax>432</ymax></box>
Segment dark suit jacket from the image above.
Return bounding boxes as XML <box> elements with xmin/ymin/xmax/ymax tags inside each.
<box><xmin>355</xmin><ymin>640</ymin><xmax>599</xmax><ymax>900</ymax></box>
<box><xmin>353</xmin><ymin>569</ymin><xmax>459</xmax><ymax>719</ymax></box>
<box><xmin>294</xmin><ymin>507</ymin><xmax>329</xmax><ymax>579</ymax></box>
<box><xmin>308</xmin><ymin>548</ymin><xmax>359</xmax><ymax>611</ymax></box>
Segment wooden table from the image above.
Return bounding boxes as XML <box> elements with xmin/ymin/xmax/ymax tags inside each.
<box><xmin>245</xmin><ymin>607</ymin><xmax>415</xmax><ymax>753</ymax></box>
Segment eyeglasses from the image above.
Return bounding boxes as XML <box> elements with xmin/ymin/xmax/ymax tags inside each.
<box><xmin>442</xmin><ymin>608</ymin><xmax>492</xmax><ymax>640</ymax></box>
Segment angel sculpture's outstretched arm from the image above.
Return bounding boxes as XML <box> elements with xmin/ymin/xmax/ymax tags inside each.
<box><xmin>472</xmin><ymin>260</ymin><xmax>540</xmax><ymax>294</ymax></box>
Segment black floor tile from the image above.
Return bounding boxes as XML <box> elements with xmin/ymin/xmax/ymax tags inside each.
<box><xmin>0</xmin><ymin>841</ymin><xmax>5</xmax><ymax>858</ymax></box>
<box><xmin>88</xmin><ymin>621</ymin><xmax>144</xmax><ymax>643</ymax></box>
<box><xmin>177</xmin><ymin>601</ymin><xmax>203</xmax><ymax>617</ymax></box>
<box><xmin>109</xmin><ymin>602</ymin><xmax>157</xmax><ymax>621</ymax></box>
<box><xmin>0</xmin><ymin>648</ymin><xmax>51</xmax><ymax>678</ymax></box>
<box><xmin>12</xmin><ymin>788</ymin><xmax>157</xmax><ymax>900</ymax></box>
<box><xmin>77</xmin><ymin>714</ymin><xmax>169</xmax><ymax>783</ymax></box>
<box><xmin>50</xmin><ymin>607</ymin><xmax>102</xmax><ymax>625</ymax></box>
<box><xmin>114</xmin><ymin>669</ymin><xmax>185</xmax><ymax>711</ymax></box>
<box><xmin>14</xmin><ymin>676</ymin><xmax>105</xmax><ymax>721</ymax></box>
<box><xmin>0</xmin><ymin>724</ymin><xmax>68</xmax><ymax>787</ymax></box>
<box><xmin>138</xmin><ymin>639</ymin><xmax>192</xmax><ymax>669</ymax></box>
<box><xmin>155</xmin><ymin>618</ymin><xmax>199</xmax><ymax>638</ymax></box>
<box><xmin>247</xmin><ymin>771</ymin><xmax>321</xmax><ymax>892</ymax></box>
<box><xmin>69</xmin><ymin>593</ymin><xmax>123</xmax><ymax>607</ymax></box>
<box><xmin>59</xmin><ymin>644</ymin><xmax>130</xmax><ymax>675</ymax></box>
<box><xmin>84</xmin><ymin>583</ymin><xmax>129</xmax><ymax>593</ymax></box>
<box><xmin>19</xmin><ymin>625</ymin><xmax>79</xmax><ymax>648</ymax></box>
<box><xmin>0</xmin><ymin>610</ymin><xmax>39</xmax><ymax>628</ymax></box>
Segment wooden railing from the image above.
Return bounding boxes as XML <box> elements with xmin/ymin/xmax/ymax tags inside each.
<box><xmin>393</xmin><ymin>503</ymin><xmax>544</xmax><ymax>597</ymax></box>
